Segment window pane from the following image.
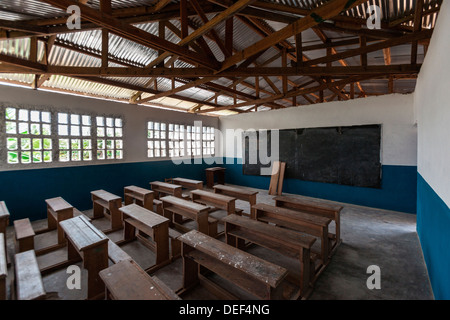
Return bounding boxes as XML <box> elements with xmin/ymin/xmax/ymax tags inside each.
<box><xmin>59</xmin><ymin>151</ymin><xmax>69</xmax><ymax>162</ymax></box>
<box><xmin>97</xmin><ymin>127</ymin><xmax>105</xmax><ymax>137</ymax></box>
<box><xmin>7</xmin><ymin>151</ymin><xmax>19</xmax><ymax>164</ymax></box>
<box><xmin>19</xmin><ymin>123</ymin><xmax>29</xmax><ymax>134</ymax></box>
<box><xmin>106</xmin><ymin>118</ymin><xmax>114</xmax><ymax>127</ymax></box>
<box><xmin>58</xmin><ymin>113</ymin><xmax>68</xmax><ymax>124</ymax></box>
<box><xmin>115</xmin><ymin>118</ymin><xmax>122</xmax><ymax>127</ymax></box>
<box><xmin>58</xmin><ymin>124</ymin><xmax>68</xmax><ymax>136</ymax></box>
<box><xmin>106</xmin><ymin>140</ymin><xmax>114</xmax><ymax>149</ymax></box>
<box><xmin>83</xmin><ymin>139</ymin><xmax>92</xmax><ymax>149</ymax></box>
<box><xmin>43</xmin><ymin>138</ymin><xmax>52</xmax><ymax>150</ymax></box>
<box><xmin>71</xmin><ymin>150</ymin><xmax>81</xmax><ymax>161</ymax></box>
<box><xmin>21</xmin><ymin>151</ymin><xmax>31</xmax><ymax>164</ymax></box>
<box><xmin>71</xmin><ymin>139</ymin><xmax>80</xmax><ymax>150</ymax></box>
<box><xmin>82</xmin><ymin>126</ymin><xmax>91</xmax><ymax>136</ymax></box>
<box><xmin>30</xmin><ymin>123</ymin><xmax>40</xmax><ymax>135</ymax></box>
<box><xmin>42</xmin><ymin>124</ymin><xmax>51</xmax><ymax>135</ymax></box>
<box><xmin>97</xmin><ymin>150</ymin><xmax>105</xmax><ymax>160</ymax></box>
<box><xmin>96</xmin><ymin>116</ymin><xmax>104</xmax><ymax>126</ymax></box>
<box><xmin>115</xmin><ymin>140</ymin><xmax>123</xmax><ymax>149</ymax></box>
<box><xmin>5</xmin><ymin>108</ymin><xmax>16</xmax><ymax>120</ymax></box>
<box><xmin>70</xmin><ymin>125</ymin><xmax>80</xmax><ymax>136</ymax></box>
<box><xmin>83</xmin><ymin>150</ymin><xmax>92</xmax><ymax>161</ymax></box>
<box><xmin>59</xmin><ymin>139</ymin><xmax>69</xmax><ymax>150</ymax></box>
<box><xmin>30</xmin><ymin>111</ymin><xmax>40</xmax><ymax>122</ymax></box>
<box><xmin>19</xmin><ymin>109</ymin><xmax>28</xmax><ymax>121</ymax></box>
<box><xmin>82</xmin><ymin>115</ymin><xmax>91</xmax><ymax>125</ymax></box>
<box><xmin>32</xmin><ymin>139</ymin><xmax>42</xmax><ymax>150</ymax></box>
<box><xmin>7</xmin><ymin>138</ymin><xmax>18</xmax><ymax>150</ymax></box>
<box><xmin>97</xmin><ymin>140</ymin><xmax>105</xmax><ymax>149</ymax></box>
<box><xmin>116</xmin><ymin>150</ymin><xmax>123</xmax><ymax>159</ymax></box>
<box><xmin>21</xmin><ymin>138</ymin><xmax>31</xmax><ymax>150</ymax></box>
<box><xmin>115</xmin><ymin>128</ymin><xmax>122</xmax><ymax>137</ymax></box>
<box><xmin>43</xmin><ymin>151</ymin><xmax>52</xmax><ymax>162</ymax></box>
<box><xmin>41</xmin><ymin>112</ymin><xmax>51</xmax><ymax>123</ymax></box>
<box><xmin>33</xmin><ymin>151</ymin><xmax>42</xmax><ymax>163</ymax></box>
<box><xmin>70</xmin><ymin>114</ymin><xmax>80</xmax><ymax>125</ymax></box>
<box><xmin>106</xmin><ymin>127</ymin><xmax>114</xmax><ymax>137</ymax></box>
<box><xmin>106</xmin><ymin>150</ymin><xmax>114</xmax><ymax>159</ymax></box>
<box><xmin>6</xmin><ymin>122</ymin><xmax>16</xmax><ymax>134</ymax></box>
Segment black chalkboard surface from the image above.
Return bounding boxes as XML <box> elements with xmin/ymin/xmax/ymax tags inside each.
<box><xmin>242</xmin><ymin>124</ymin><xmax>382</xmax><ymax>188</ymax></box>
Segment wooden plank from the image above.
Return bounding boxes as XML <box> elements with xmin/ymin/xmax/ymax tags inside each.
<box><xmin>213</xmin><ymin>184</ymin><xmax>258</xmax><ymax>197</ymax></box>
<box><xmin>268</xmin><ymin>161</ymin><xmax>280</xmax><ymax>195</ymax></box>
<box><xmin>14</xmin><ymin>250</ymin><xmax>46</xmax><ymax>300</ymax></box>
<box><xmin>172</xmin><ymin>177</ymin><xmax>204</xmax><ymax>189</ymax></box>
<box><xmin>161</xmin><ymin>196</ymin><xmax>210</xmax><ymax>213</ymax></box>
<box><xmin>107</xmin><ymin>240</ymin><xmax>132</xmax><ymax>264</ymax></box>
<box><xmin>179</xmin><ymin>230</ymin><xmax>287</xmax><ymax>288</ymax></box>
<box><xmin>273</xmin><ymin>196</ymin><xmax>343</xmax><ymax>218</ymax></box>
<box><xmin>0</xmin><ymin>233</ymin><xmax>6</xmax><ymax>278</ymax></box>
<box><xmin>0</xmin><ymin>201</ymin><xmax>10</xmax><ymax>219</ymax></box>
<box><xmin>277</xmin><ymin>162</ymin><xmax>286</xmax><ymax>195</ymax></box>
<box><xmin>59</xmin><ymin>215</ymin><xmax>108</xmax><ymax>252</ymax></box>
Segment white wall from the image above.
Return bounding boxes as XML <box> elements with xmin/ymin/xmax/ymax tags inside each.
<box><xmin>0</xmin><ymin>84</ymin><xmax>218</xmax><ymax>171</ymax></box>
<box><xmin>414</xmin><ymin>0</ymin><xmax>450</xmax><ymax>207</ymax></box>
<box><xmin>219</xmin><ymin>93</ymin><xmax>417</xmax><ymax>166</ymax></box>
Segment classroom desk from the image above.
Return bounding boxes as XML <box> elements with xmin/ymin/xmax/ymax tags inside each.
<box><xmin>99</xmin><ymin>259</ymin><xmax>180</xmax><ymax>300</ymax></box>
<box><xmin>60</xmin><ymin>215</ymin><xmax>109</xmax><ymax>300</ymax></box>
<box><xmin>150</xmin><ymin>181</ymin><xmax>182</xmax><ymax>199</ymax></box>
<box><xmin>205</xmin><ymin>167</ymin><xmax>225</xmax><ymax>188</ymax></box>
<box><xmin>223</xmin><ymin>214</ymin><xmax>316</xmax><ymax>298</ymax></box>
<box><xmin>273</xmin><ymin>196</ymin><xmax>343</xmax><ymax>249</ymax></box>
<box><xmin>213</xmin><ymin>184</ymin><xmax>258</xmax><ymax>215</ymax></box>
<box><xmin>191</xmin><ymin>189</ymin><xmax>236</xmax><ymax>215</ymax></box>
<box><xmin>118</xmin><ymin>204</ymin><xmax>170</xmax><ymax>273</ymax></box>
<box><xmin>91</xmin><ymin>189</ymin><xmax>123</xmax><ymax>233</ymax></box>
<box><xmin>161</xmin><ymin>196</ymin><xmax>211</xmax><ymax>235</ymax></box>
<box><xmin>124</xmin><ymin>185</ymin><xmax>154</xmax><ymax>211</ymax></box>
<box><xmin>172</xmin><ymin>177</ymin><xmax>203</xmax><ymax>190</ymax></box>
<box><xmin>178</xmin><ymin>230</ymin><xmax>288</xmax><ymax>300</ymax></box>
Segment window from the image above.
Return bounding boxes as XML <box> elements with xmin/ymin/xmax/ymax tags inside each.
<box><xmin>58</xmin><ymin>113</ymin><xmax>93</xmax><ymax>162</ymax></box>
<box><xmin>168</xmin><ymin>123</ymin><xmax>185</xmax><ymax>157</ymax></box>
<box><xmin>5</xmin><ymin>107</ymin><xmax>52</xmax><ymax>164</ymax></box>
<box><xmin>203</xmin><ymin>126</ymin><xmax>215</xmax><ymax>156</ymax></box>
<box><xmin>187</xmin><ymin>125</ymin><xmax>202</xmax><ymax>156</ymax></box>
<box><xmin>147</xmin><ymin>121</ymin><xmax>166</xmax><ymax>158</ymax></box>
<box><xmin>96</xmin><ymin>116</ymin><xmax>123</xmax><ymax>160</ymax></box>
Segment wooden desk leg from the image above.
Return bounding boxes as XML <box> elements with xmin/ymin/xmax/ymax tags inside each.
<box><xmin>143</xmin><ymin>194</ymin><xmax>154</xmax><ymax>211</ymax></box>
<box><xmin>83</xmin><ymin>243</ymin><xmax>108</xmax><ymax>300</ymax></box>
<box><xmin>206</xmin><ymin>172</ymin><xmax>214</xmax><ymax>188</ymax></box>
<box><xmin>123</xmin><ymin>220</ymin><xmax>136</xmax><ymax>242</ymax></box>
<box><xmin>196</xmin><ymin>214</ymin><xmax>209</xmax><ymax>235</ymax></box>
<box><xmin>299</xmin><ymin>247</ymin><xmax>311</xmax><ymax>297</ymax></box>
<box><xmin>109</xmin><ymin>200</ymin><xmax>123</xmax><ymax>231</ymax></box>
<box><xmin>217</xmin><ymin>171</ymin><xmax>225</xmax><ymax>185</ymax></box>
<box><xmin>124</xmin><ymin>194</ymin><xmax>133</xmax><ymax>206</ymax></box>
<box><xmin>182</xmin><ymin>244</ymin><xmax>199</xmax><ymax>290</ymax></box>
<box><xmin>56</xmin><ymin>209</ymin><xmax>73</xmax><ymax>244</ymax></box>
<box><xmin>92</xmin><ymin>198</ymin><xmax>104</xmax><ymax>219</ymax></box>
<box><xmin>321</xmin><ymin>227</ymin><xmax>329</xmax><ymax>265</ymax></box>
<box><xmin>335</xmin><ymin>213</ymin><xmax>341</xmax><ymax>245</ymax></box>
<box><xmin>47</xmin><ymin>207</ymin><xmax>57</xmax><ymax>231</ymax></box>
<box><xmin>154</xmin><ymin>223</ymin><xmax>170</xmax><ymax>266</ymax></box>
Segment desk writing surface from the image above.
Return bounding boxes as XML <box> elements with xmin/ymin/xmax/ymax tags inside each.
<box><xmin>205</xmin><ymin>167</ymin><xmax>226</xmax><ymax>172</ymax></box>
<box><xmin>191</xmin><ymin>189</ymin><xmax>235</xmax><ymax>202</ymax></box>
<box><xmin>173</xmin><ymin>177</ymin><xmax>202</xmax><ymax>184</ymax></box>
<box><xmin>45</xmin><ymin>197</ymin><xmax>73</xmax><ymax>212</ymax></box>
<box><xmin>120</xmin><ymin>204</ymin><xmax>168</xmax><ymax>227</ymax></box>
<box><xmin>125</xmin><ymin>185</ymin><xmax>153</xmax><ymax>194</ymax></box>
<box><xmin>253</xmin><ymin>203</ymin><xmax>331</xmax><ymax>226</ymax></box>
<box><xmin>213</xmin><ymin>184</ymin><xmax>258</xmax><ymax>195</ymax></box>
<box><xmin>99</xmin><ymin>259</ymin><xmax>172</xmax><ymax>300</ymax></box>
<box><xmin>150</xmin><ymin>181</ymin><xmax>181</xmax><ymax>189</ymax></box>
<box><xmin>60</xmin><ymin>215</ymin><xmax>108</xmax><ymax>251</ymax></box>
<box><xmin>91</xmin><ymin>190</ymin><xmax>121</xmax><ymax>202</ymax></box>
<box><xmin>161</xmin><ymin>196</ymin><xmax>209</xmax><ymax>212</ymax></box>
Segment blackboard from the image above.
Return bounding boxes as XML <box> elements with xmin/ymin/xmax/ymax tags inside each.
<box><xmin>242</xmin><ymin>124</ymin><xmax>382</xmax><ymax>188</ymax></box>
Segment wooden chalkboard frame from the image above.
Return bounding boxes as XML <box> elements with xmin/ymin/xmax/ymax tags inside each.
<box><xmin>242</xmin><ymin>124</ymin><xmax>382</xmax><ymax>189</ymax></box>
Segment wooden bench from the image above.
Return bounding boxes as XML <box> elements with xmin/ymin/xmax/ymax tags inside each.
<box><xmin>124</xmin><ymin>185</ymin><xmax>154</xmax><ymax>211</ymax></box>
<box><xmin>91</xmin><ymin>189</ymin><xmax>123</xmax><ymax>233</ymax></box>
<box><xmin>251</xmin><ymin>203</ymin><xmax>332</xmax><ymax>266</ymax></box>
<box><xmin>213</xmin><ymin>184</ymin><xmax>258</xmax><ymax>216</ymax></box>
<box><xmin>150</xmin><ymin>181</ymin><xmax>182</xmax><ymax>199</ymax></box>
<box><xmin>118</xmin><ymin>204</ymin><xmax>171</xmax><ymax>273</ymax></box>
<box><xmin>99</xmin><ymin>259</ymin><xmax>180</xmax><ymax>300</ymax></box>
<box><xmin>161</xmin><ymin>196</ymin><xmax>217</xmax><ymax>237</ymax></box>
<box><xmin>14</xmin><ymin>250</ymin><xmax>46</xmax><ymax>300</ymax></box>
<box><xmin>273</xmin><ymin>196</ymin><xmax>343</xmax><ymax>253</ymax></box>
<box><xmin>223</xmin><ymin>214</ymin><xmax>317</xmax><ymax>298</ymax></box>
<box><xmin>205</xmin><ymin>167</ymin><xmax>225</xmax><ymax>188</ymax></box>
<box><xmin>0</xmin><ymin>202</ymin><xmax>10</xmax><ymax>267</ymax></box>
<box><xmin>14</xmin><ymin>218</ymin><xmax>35</xmax><ymax>253</ymax></box>
<box><xmin>178</xmin><ymin>230</ymin><xmax>289</xmax><ymax>300</ymax></box>
<box><xmin>0</xmin><ymin>233</ymin><xmax>7</xmax><ymax>300</ymax></box>
<box><xmin>60</xmin><ymin>215</ymin><xmax>109</xmax><ymax>299</ymax></box>
<box><xmin>108</xmin><ymin>240</ymin><xmax>132</xmax><ymax>265</ymax></box>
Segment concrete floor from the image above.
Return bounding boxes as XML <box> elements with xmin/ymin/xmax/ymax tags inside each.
<box><xmin>2</xmin><ymin>185</ymin><xmax>434</xmax><ymax>300</ymax></box>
